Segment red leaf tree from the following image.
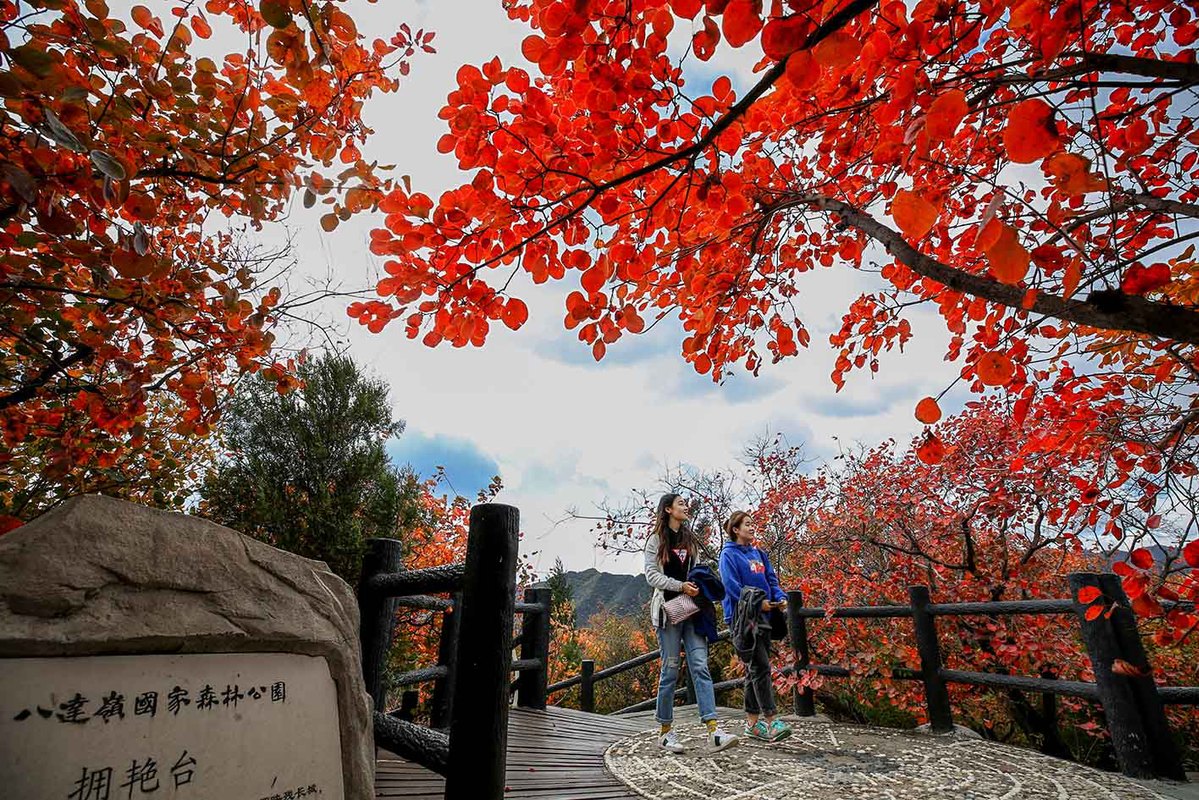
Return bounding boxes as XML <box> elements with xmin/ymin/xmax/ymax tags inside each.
<box><xmin>0</xmin><ymin>0</ymin><xmax>433</xmax><ymax>521</ymax></box>
<box><xmin>358</xmin><ymin>0</ymin><xmax>1199</xmax><ymax>621</ymax></box>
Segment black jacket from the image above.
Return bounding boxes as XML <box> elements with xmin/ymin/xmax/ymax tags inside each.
<box><xmin>686</xmin><ymin>564</ymin><xmax>725</xmax><ymax>643</ymax></box>
<box><xmin>731</xmin><ymin>586</ymin><xmax>769</xmax><ymax>658</ymax></box>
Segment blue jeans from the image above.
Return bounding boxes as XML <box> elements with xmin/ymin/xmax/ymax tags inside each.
<box><xmin>655</xmin><ymin>618</ymin><xmax>717</xmax><ymax>724</ymax></box>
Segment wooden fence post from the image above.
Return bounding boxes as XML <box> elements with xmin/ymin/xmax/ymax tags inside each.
<box><xmin>909</xmin><ymin>585</ymin><xmax>954</xmax><ymax>733</ymax></box>
<box><xmin>445</xmin><ymin>503</ymin><xmax>520</xmax><ymax>800</ymax></box>
<box><xmin>357</xmin><ymin>537</ymin><xmax>403</xmax><ymax>714</ymax></box>
<box><xmin>516</xmin><ymin>586</ymin><xmax>553</xmax><ymax>709</ymax></box>
<box><xmin>430</xmin><ymin>592</ymin><xmax>461</xmax><ymax>729</ymax></box>
<box><xmin>786</xmin><ymin>589</ymin><xmax>816</xmax><ymax>716</ymax></box>
<box><xmin>1068</xmin><ymin>572</ymin><xmax>1184</xmax><ymax>780</ymax></box>
<box><xmin>580</xmin><ymin>659</ymin><xmax>595</xmax><ymax>713</ymax></box>
<box><xmin>390</xmin><ymin>690</ymin><xmax>419</xmax><ymax>722</ymax></box>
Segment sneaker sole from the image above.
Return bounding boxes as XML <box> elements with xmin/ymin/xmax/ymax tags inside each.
<box><xmin>769</xmin><ymin>729</ymin><xmax>793</xmax><ymax>743</ymax></box>
<box><xmin>710</xmin><ymin>738</ymin><xmax>740</xmax><ymax>753</ymax></box>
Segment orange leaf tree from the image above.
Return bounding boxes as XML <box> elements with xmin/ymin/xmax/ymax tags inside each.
<box><xmin>0</xmin><ymin>0</ymin><xmax>432</xmax><ymax>521</ymax></box>
<box><xmin>358</xmin><ymin>0</ymin><xmax>1199</xmax><ymax>612</ymax></box>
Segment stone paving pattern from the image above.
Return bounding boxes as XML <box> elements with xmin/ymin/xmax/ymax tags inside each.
<box><xmin>605</xmin><ymin>714</ymin><xmax>1189</xmax><ymax>799</ymax></box>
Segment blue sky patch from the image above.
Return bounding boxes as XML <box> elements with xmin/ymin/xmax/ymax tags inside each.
<box><xmin>387</xmin><ymin>428</ymin><xmax>500</xmax><ymax>496</ymax></box>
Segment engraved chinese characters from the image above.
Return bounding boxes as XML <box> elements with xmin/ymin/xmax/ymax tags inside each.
<box><xmin>1</xmin><ymin>651</ymin><xmax>344</xmax><ymax>798</ymax></box>
<box><xmin>0</xmin><ymin>496</ymin><xmax>374</xmax><ymax>798</ymax></box>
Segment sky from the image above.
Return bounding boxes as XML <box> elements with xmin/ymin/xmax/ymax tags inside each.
<box><xmin>211</xmin><ymin>0</ymin><xmax>967</xmax><ymax>575</ymax></box>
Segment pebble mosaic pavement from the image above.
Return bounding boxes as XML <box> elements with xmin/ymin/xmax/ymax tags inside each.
<box><xmin>604</xmin><ymin>714</ymin><xmax>1184</xmax><ymax>800</ymax></box>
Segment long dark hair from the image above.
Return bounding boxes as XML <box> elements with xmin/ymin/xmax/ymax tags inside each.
<box><xmin>650</xmin><ymin>493</ymin><xmax>696</xmax><ymax>567</ymax></box>
<box><xmin>725</xmin><ymin>510</ymin><xmax>750</xmax><ymax>542</ymax></box>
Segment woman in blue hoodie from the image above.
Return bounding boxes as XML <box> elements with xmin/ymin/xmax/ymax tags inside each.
<box><xmin>718</xmin><ymin>511</ymin><xmax>793</xmax><ymax>742</ymax></box>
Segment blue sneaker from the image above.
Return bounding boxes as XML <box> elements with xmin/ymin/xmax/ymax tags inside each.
<box><xmin>745</xmin><ymin>720</ymin><xmax>771</xmax><ymax>741</ymax></box>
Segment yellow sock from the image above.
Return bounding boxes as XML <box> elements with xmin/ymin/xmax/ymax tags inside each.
<box><xmin>705</xmin><ymin>720</ymin><xmax>718</xmax><ymax>733</ymax></box>
<box><xmin>660</xmin><ymin>724</ymin><xmax>671</xmax><ymax>734</ymax></box>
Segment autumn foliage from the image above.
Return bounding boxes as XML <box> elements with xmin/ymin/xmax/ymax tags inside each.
<box><xmin>356</xmin><ymin>0</ymin><xmax>1199</xmax><ymax>634</ymax></box>
<box><xmin>0</xmin><ymin>0</ymin><xmax>431</xmax><ymax>523</ymax></box>
<box><xmin>759</xmin><ymin>401</ymin><xmax>1198</xmax><ymax>760</ymax></box>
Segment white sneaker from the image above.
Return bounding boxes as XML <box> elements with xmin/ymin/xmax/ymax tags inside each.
<box><xmin>658</xmin><ymin>729</ymin><xmax>686</xmax><ymax>754</ymax></box>
<box><xmin>709</xmin><ymin>726</ymin><xmax>740</xmax><ymax>752</ymax></box>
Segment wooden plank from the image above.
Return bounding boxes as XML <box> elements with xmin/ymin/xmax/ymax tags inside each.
<box><xmin>375</xmin><ymin>705</ymin><xmax>642</xmax><ymax>800</ymax></box>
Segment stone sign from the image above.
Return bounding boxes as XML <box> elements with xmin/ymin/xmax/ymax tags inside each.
<box><xmin>0</xmin><ymin>495</ymin><xmax>374</xmax><ymax>800</ymax></box>
<box><xmin>2</xmin><ymin>652</ymin><xmax>343</xmax><ymax>800</ymax></box>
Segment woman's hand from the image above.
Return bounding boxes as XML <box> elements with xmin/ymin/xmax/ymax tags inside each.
<box><xmin>682</xmin><ymin>582</ymin><xmax>700</xmax><ymax>597</ymax></box>
<box><xmin>761</xmin><ymin>599</ymin><xmax>774</xmax><ymax>612</ymax></box>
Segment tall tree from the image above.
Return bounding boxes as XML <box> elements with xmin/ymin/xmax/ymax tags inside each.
<box><xmin>198</xmin><ymin>352</ymin><xmax>423</xmax><ymax>582</ymax></box>
<box><xmin>0</xmin><ymin>1</ymin><xmax>433</xmax><ymax>528</ymax></box>
<box><xmin>546</xmin><ymin>557</ymin><xmax>577</xmax><ymax>627</ymax></box>
<box><xmin>354</xmin><ymin>0</ymin><xmax>1199</xmax><ymax>591</ymax></box>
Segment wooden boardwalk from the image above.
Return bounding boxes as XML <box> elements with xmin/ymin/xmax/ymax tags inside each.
<box><xmin>374</xmin><ymin>705</ymin><xmax>660</xmax><ymax>799</ymax></box>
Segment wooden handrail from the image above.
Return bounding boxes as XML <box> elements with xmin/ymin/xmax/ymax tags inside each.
<box><xmin>547</xmin><ymin>576</ymin><xmax>1196</xmax><ymax>782</ymax></box>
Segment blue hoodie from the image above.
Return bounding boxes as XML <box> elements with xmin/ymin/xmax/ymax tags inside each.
<box><xmin>718</xmin><ymin>542</ymin><xmax>786</xmax><ymax>624</ymax></box>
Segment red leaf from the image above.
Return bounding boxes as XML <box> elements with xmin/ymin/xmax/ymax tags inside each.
<box><xmin>721</xmin><ymin>0</ymin><xmax>763</xmax><ymax>47</ymax></box>
<box><xmin>784</xmin><ymin>50</ymin><xmax>818</xmax><ymax>91</ymax></box>
<box><xmin>915</xmin><ymin>396</ymin><xmax>941</xmax><ymax>425</ymax></box>
<box><xmin>813</xmin><ymin>32</ymin><xmax>861</xmax><ymax>69</ymax></box>
<box><xmin>670</xmin><ymin>0</ymin><xmax>705</xmax><ymax>17</ymax></box>
<box><xmin>1120</xmin><ymin>263</ymin><xmax>1171</xmax><ymax>296</ymax></box>
<box><xmin>1076</xmin><ymin>586</ymin><xmax>1102</xmax><ymax>604</ymax></box>
<box><xmin>1184</xmin><ymin>539</ymin><xmax>1199</xmax><ymax>568</ymax></box>
<box><xmin>976</xmin><ymin>352</ymin><xmax>1015</xmax><ymax>387</ymax></box>
<box><xmin>761</xmin><ymin>16</ymin><xmax>808</xmax><ymax>59</ymax></box>
<box><xmin>891</xmin><ymin>190</ymin><xmax>938</xmax><ymax>240</ymax></box>
<box><xmin>1131</xmin><ymin>593</ymin><xmax>1163</xmax><ymax>617</ymax></box>
<box><xmin>1084</xmin><ymin>604</ymin><xmax>1103</xmax><ymax>621</ymax></box>
<box><xmin>502</xmin><ymin>298</ymin><xmax>529</xmax><ymax>331</ymax></box>
<box><xmin>1129</xmin><ymin>548</ymin><xmax>1154</xmax><ymax>570</ymax></box>
<box><xmin>1112</xmin><ymin>560</ymin><xmax>1136</xmax><ymax>577</ymax></box>
<box><xmin>925</xmin><ymin>89</ymin><xmax>968</xmax><ymax>143</ymax></box>
<box><xmin>1003</xmin><ymin>98</ymin><xmax>1059</xmax><ymax>163</ymax></box>
<box><xmin>916</xmin><ymin>432</ymin><xmax>946</xmax><ymax>465</ymax></box>
<box><xmin>1111</xmin><ymin>658</ymin><xmax>1150</xmax><ymax>678</ymax></box>
<box><xmin>985</xmin><ymin>222</ymin><xmax>1031</xmax><ymax>285</ymax></box>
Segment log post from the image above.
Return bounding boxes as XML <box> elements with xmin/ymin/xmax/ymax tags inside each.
<box><xmin>786</xmin><ymin>589</ymin><xmax>816</xmax><ymax>716</ymax></box>
<box><xmin>580</xmin><ymin>659</ymin><xmax>595</xmax><ymax>713</ymax></box>
<box><xmin>1069</xmin><ymin>572</ymin><xmax>1184</xmax><ymax>780</ymax></box>
<box><xmin>392</xmin><ymin>690</ymin><xmax>419</xmax><ymax>722</ymax></box>
<box><xmin>357</xmin><ymin>537</ymin><xmax>403</xmax><ymax>714</ymax></box>
<box><xmin>430</xmin><ymin>592</ymin><xmax>462</xmax><ymax>729</ymax></box>
<box><xmin>516</xmin><ymin>586</ymin><xmax>552</xmax><ymax>709</ymax></box>
<box><xmin>909</xmin><ymin>585</ymin><xmax>954</xmax><ymax>733</ymax></box>
<box><xmin>445</xmin><ymin>504</ymin><xmax>520</xmax><ymax>800</ymax></box>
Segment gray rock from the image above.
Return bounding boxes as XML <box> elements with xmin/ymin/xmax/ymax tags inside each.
<box><xmin>0</xmin><ymin>495</ymin><xmax>373</xmax><ymax>799</ymax></box>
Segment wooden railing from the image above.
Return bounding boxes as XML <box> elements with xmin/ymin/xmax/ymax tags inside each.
<box><xmin>547</xmin><ymin>571</ymin><xmax>1198</xmax><ymax>782</ymax></box>
<box><xmin>356</xmin><ymin>503</ymin><xmax>551</xmax><ymax>800</ymax></box>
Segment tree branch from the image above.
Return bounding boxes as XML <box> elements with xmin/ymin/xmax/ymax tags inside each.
<box><xmin>1069</xmin><ymin>52</ymin><xmax>1199</xmax><ymax>84</ymax></box>
<box><xmin>797</xmin><ymin>196</ymin><xmax>1199</xmax><ymax>345</ymax></box>
<box><xmin>0</xmin><ymin>344</ymin><xmax>94</xmax><ymax>410</ymax></box>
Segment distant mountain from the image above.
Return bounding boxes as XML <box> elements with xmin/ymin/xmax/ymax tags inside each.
<box><xmin>561</xmin><ymin>569</ymin><xmax>650</xmax><ymax>627</ymax></box>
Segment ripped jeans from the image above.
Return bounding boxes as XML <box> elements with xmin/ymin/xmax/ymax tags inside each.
<box><xmin>655</xmin><ymin>618</ymin><xmax>717</xmax><ymax>725</ymax></box>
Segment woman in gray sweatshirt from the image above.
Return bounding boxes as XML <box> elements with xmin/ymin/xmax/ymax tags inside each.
<box><xmin>644</xmin><ymin>492</ymin><xmax>739</xmax><ymax>754</ymax></box>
